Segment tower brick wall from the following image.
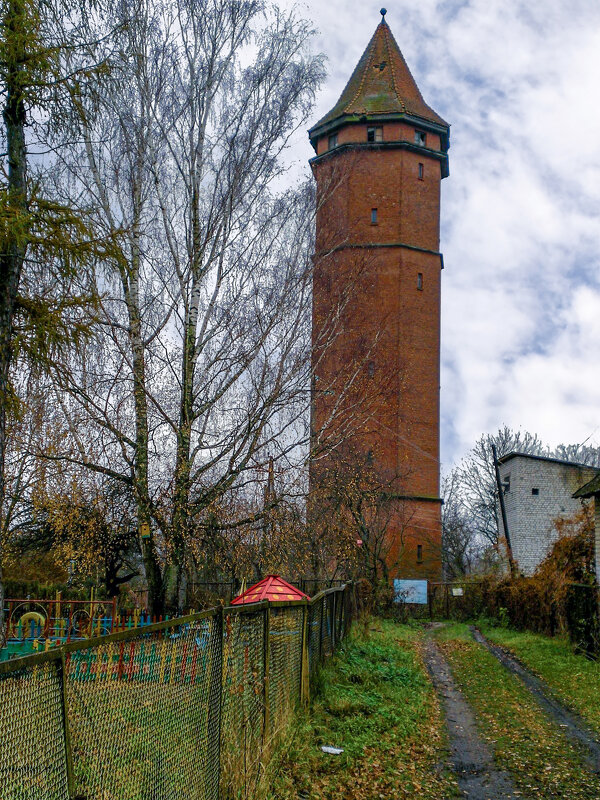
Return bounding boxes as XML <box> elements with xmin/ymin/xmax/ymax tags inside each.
<box><xmin>308</xmin><ymin>14</ymin><xmax>449</xmax><ymax>581</ymax></box>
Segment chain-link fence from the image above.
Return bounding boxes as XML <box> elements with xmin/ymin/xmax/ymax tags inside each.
<box><xmin>0</xmin><ymin>584</ymin><xmax>353</xmax><ymax>800</ymax></box>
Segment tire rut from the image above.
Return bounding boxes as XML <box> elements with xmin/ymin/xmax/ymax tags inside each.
<box><xmin>470</xmin><ymin>626</ymin><xmax>600</xmax><ymax>774</ymax></box>
<box><xmin>422</xmin><ymin>637</ymin><xmax>519</xmax><ymax>799</ymax></box>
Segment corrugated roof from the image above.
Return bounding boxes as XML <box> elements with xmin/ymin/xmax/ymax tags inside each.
<box><xmin>231</xmin><ymin>575</ymin><xmax>310</xmax><ymax>605</ymax></box>
<box><xmin>310</xmin><ymin>16</ymin><xmax>447</xmax><ymax>134</ymax></box>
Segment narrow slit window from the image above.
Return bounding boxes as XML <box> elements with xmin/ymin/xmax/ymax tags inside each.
<box><xmin>417</xmin><ymin>545</ymin><xmax>423</xmax><ymax>563</ymax></box>
<box><xmin>371</xmin><ymin>208</ymin><xmax>378</xmax><ymax>224</ymax></box>
<box><xmin>414</xmin><ymin>130</ymin><xmax>426</xmax><ymax>146</ymax></box>
<box><xmin>328</xmin><ymin>133</ymin><xmax>338</xmax><ymax>150</ymax></box>
<box><xmin>367</xmin><ymin>126</ymin><xmax>383</xmax><ymax>143</ymax></box>
<box><xmin>417</xmin><ymin>272</ymin><xmax>423</xmax><ymax>290</ymax></box>
<box><xmin>418</xmin><ymin>163</ymin><xmax>424</xmax><ymax>180</ymax></box>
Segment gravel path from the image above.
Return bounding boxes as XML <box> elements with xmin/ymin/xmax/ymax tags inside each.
<box><xmin>470</xmin><ymin>626</ymin><xmax>600</xmax><ymax>774</ymax></box>
<box><xmin>422</xmin><ymin>637</ymin><xmax>519</xmax><ymax>799</ymax></box>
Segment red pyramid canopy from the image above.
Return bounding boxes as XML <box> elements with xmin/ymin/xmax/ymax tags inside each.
<box><xmin>231</xmin><ymin>575</ymin><xmax>310</xmax><ymax>605</ymax></box>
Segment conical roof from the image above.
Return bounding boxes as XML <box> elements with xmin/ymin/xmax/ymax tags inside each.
<box><xmin>310</xmin><ymin>15</ymin><xmax>447</xmax><ymax>135</ymax></box>
<box><xmin>231</xmin><ymin>575</ymin><xmax>310</xmax><ymax>605</ymax></box>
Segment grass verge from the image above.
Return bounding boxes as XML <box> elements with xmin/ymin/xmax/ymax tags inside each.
<box><xmin>266</xmin><ymin>619</ymin><xmax>459</xmax><ymax>800</ymax></box>
<box><xmin>438</xmin><ymin>631</ymin><xmax>600</xmax><ymax>799</ymax></box>
<box><xmin>479</xmin><ymin>623</ymin><xmax>600</xmax><ymax>736</ymax></box>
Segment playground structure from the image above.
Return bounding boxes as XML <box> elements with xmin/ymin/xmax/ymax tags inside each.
<box><xmin>0</xmin><ymin>584</ymin><xmax>354</xmax><ymax>799</ymax></box>
<box><xmin>0</xmin><ymin>592</ymin><xmax>167</xmax><ymax>660</ymax></box>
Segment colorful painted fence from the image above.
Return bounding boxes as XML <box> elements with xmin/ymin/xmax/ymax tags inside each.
<box><xmin>0</xmin><ymin>583</ymin><xmax>353</xmax><ymax>800</ymax></box>
<box><xmin>0</xmin><ymin>598</ymin><xmax>176</xmax><ymax>661</ymax></box>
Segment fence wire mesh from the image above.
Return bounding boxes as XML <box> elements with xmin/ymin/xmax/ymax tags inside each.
<box><xmin>66</xmin><ymin>613</ymin><xmax>222</xmax><ymax>800</ymax></box>
<box><xmin>220</xmin><ymin>607</ymin><xmax>265</xmax><ymax>799</ymax></box>
<box><xmin>0</xmin><ymin>657</ymin><xmax>70</xmax><ymax>800</ymax></box>
<box><xmin>307</xmin><ymin>596</ymin><xmax>322</xmax><ymax>677</ymax></box>
<box><xmin>321</xmin><ymin>593</ymin><xmax>334</xmax><ymax>657</ymax></box>
<box><xmin>0</xmin><ymin>584</ymin><xmax>353</xmax><ymax>800</ymax></box>
<box><xmin>268</xmin><ymin>606</ymin><xmax>303</xmax><ymax>734</ymax></box>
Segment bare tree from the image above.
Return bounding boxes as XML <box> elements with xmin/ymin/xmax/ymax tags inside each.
<box><xmin>46</xmin><ymin>0</ymin><xmax>325</xmax><ymax>613</ymax></box>
<box><xmin>441</xmin><ymin>470</ymin><xmax>481</xmax><ymax>579</ymax></box>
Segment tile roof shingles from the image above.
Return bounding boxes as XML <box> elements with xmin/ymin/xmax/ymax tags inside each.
<box><xmin>311</xmin><ymin>18</ymin><xmax>448</xmax><ymax>134</ymax></box>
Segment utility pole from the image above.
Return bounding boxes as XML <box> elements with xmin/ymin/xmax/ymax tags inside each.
<box><xmin>492</xmin><ymin>444</ymin><xmax>516</xmax><ymax>577</ymax></box>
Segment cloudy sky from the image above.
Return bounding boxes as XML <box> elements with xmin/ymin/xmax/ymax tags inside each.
<box><xmin>283</xmin><ymin>0</ymin><xmax>600</xmax><ymax>471</ymax></box>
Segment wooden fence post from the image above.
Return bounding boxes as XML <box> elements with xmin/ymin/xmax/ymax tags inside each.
<box><xmin>207</xmin><ymin>606</ymin><xmax>224</xmax><ymax>800</ymax></box>
<box><xmin>59</xmin><ymin>652</ymin><xmax>77</xmax><ymax>799</ymax></box>
<box><xmin>263</xmin><ymin>604</ymin><xmax>271</xmax><ymax>738</ymax></box>
<box><xmin>300</xmin><ymin>601</ymin><xmax>309</xmax><ymax>706</ymax></box>
<box><xmin>318</xmin><ymin>596</ymin><xmax>324</xmax><ymax>663</ymax></box>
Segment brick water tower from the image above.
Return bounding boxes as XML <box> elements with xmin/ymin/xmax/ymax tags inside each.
<box><xmin>309</xmin><ymin>10</ymin><xmax>449</xmax><ymax>581</ymax></box>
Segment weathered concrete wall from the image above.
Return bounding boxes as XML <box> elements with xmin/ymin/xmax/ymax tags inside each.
<box><xmin>499</xmin><ymin>456</ymin><xmax>597</xmax><ymax>576</ymax></box>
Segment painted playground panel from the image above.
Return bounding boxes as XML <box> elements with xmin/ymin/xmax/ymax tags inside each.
<box><xmin>0</xmin><ymin>585</ymin><xmax>353</xmax><ymax>800</ymax></box>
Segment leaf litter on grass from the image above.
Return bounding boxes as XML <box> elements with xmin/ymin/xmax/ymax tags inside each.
<box><xmin>267</xmin><ymin>620</ymin><xmax>459</xmax><ymax>800</ymax></box>
<box><xmin>440</xmin><ymin>636</ymin><xmax>600</xmax><ymax>800</ymax></box>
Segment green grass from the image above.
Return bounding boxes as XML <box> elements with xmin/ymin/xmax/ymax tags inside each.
<box><xmin>479</xmin><ymin>624</ymin><xmax>600</xmax><ymax>737</ymax></box>
<box><xmin>440</xmin><ymin>634</ymin><xmax>600</xmax><ymax>799</ymax></box>
<box><xmin>266</xmin><ymin>619</ymin><xmax>459</xmax><ymax>800</ymax></box>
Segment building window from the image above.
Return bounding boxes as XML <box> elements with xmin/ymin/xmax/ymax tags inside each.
<box><xmin>417</xmin><ymin>272</ymin><xmax>423</xmax><ymax>290</ymax></box>
<box><xmin>418</xmin><ymin>163</ymin><xmax>424</xmax><ymax>180</ymax></box>
<box><xmin>367</xmin><ymin>360</ymin><xmax>375</xmax><ymax>377</ymax></box>
<box><xmin>415</xmin><ymin>130</ymin><xmax>426</xmax><ymax>146</ymax></box>
<box><xmin>371</xmin><ymin>208</ymin><xmax>378</xmax><ymax>224</ymax></box>
<box><xmin>367</xmin><ymin>126</ymin><xmax>383</xmax><ymax>142</ymax></box>
<box><xmin>532</xmin><ymin>487</ymin><xmax>539</xmax><ymax>496</ymax></box>
<box><xmin>417</xmin><ymin>544</ymin><xmax>423</xmax><ymax>563</ymax></box>
<box><xmin>503</xmin><ymin>474</ymin><xmax>511</xmax><ymax>493</ymax></box>
<box><xmin>328</xmin><ymin>133</ymin><xmax>338</xmax><ymax>149</ymax></box>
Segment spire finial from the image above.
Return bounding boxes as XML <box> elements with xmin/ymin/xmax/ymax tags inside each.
<box><xmin>380</xmin><ymin>8</ymin><xmax>387</xmax><ymax>20</ymax></box>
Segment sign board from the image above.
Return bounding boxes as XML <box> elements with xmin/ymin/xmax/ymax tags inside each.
<box><xmin>452</xmin><ymin>587</ymin><xmax>464</xmax><ymax>597</ymax></box>
<box><xmin>394</xmin><ymin>579</ymin><xmax>428</xmax><ymax>605</ymax></box>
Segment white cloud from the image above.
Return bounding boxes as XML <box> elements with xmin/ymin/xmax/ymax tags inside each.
<box><xmin>285</xmin><ymin>0</ymin><xmax>600</xmax><ymax>465</ymax></box>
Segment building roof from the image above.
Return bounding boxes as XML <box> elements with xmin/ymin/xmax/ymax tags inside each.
<box><xmin>498</xmin><ymin>451</ymin><xmax>600</xmax><ymax>472</ymax></box>
<box><xmin>230</xmin><ymin>575</ymin><xmax>310</xmax><ymax>605</ymax></box>
<box><xmin>309</xmin><ymin>14</ymin><xmax>448</xmax><ymax>137</ymax></box>
<box><xmin>573</xmin><ymin>473</ymin><xmax>600</xmax><ymax>499</ymax></box>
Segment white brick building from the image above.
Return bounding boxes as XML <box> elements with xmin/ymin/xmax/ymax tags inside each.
<box><xmin>498</xmin><ymin>453</ymin><xmax>599</xmax><ymax>576</ymax></box>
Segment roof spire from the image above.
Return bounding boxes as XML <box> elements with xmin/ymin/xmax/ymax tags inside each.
<box><xmin>309</xmin><ymin>15</ymin><xmax>448</xmax><ymax>135</ymax></box>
